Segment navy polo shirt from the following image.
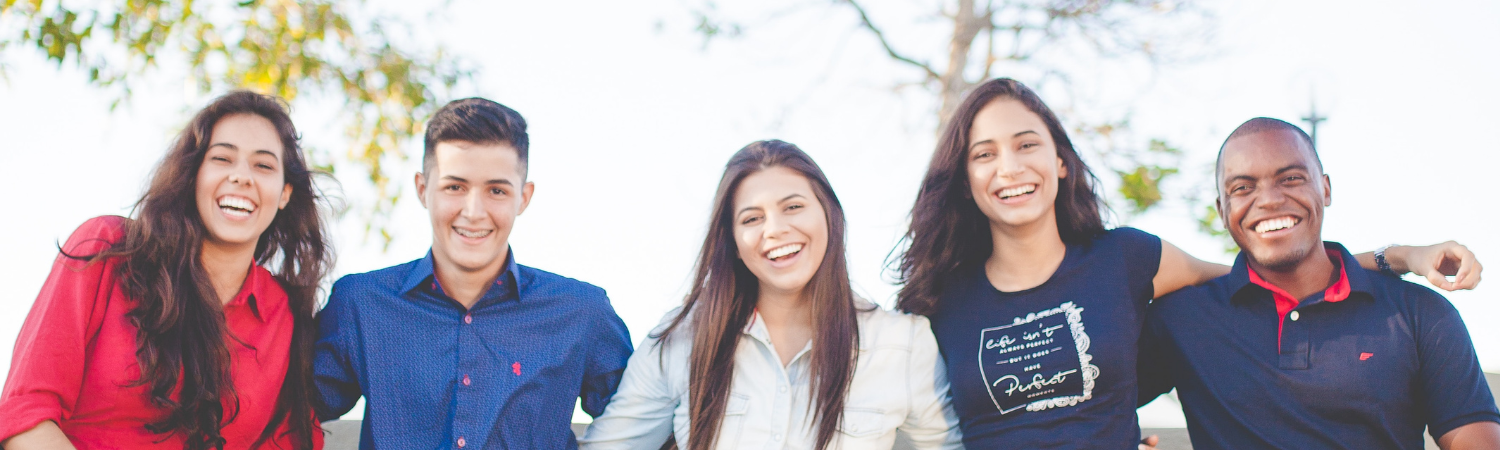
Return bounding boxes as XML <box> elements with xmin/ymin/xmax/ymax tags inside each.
<box><xmin>313</xmin><ymin>249</ymin><xmax>634</xmax><ymax>449</ymax></box>
<box><xmin>1139</xmin><ymin>242</ymin><xmax>1500</xmax><ymax>450</ymax></box>
<box><xmin>929</xmin><ymin>227</ymin><xmax>1161</xmax><ymax>448</ymax></box>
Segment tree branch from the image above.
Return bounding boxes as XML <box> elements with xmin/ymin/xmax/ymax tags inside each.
<box><xmin>844</xmin><ymin>0</ymin><xmax>941</xmax><ymax>81</ymax></box>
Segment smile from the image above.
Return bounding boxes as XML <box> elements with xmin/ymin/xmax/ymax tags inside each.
<box><xmin>217</xmin><ymin>195</ymin><xmax>257</xmax><ymax>219</ymax></box>
<box><xmin>454</xmin><ymin>227</ymin><xmax>493</xmax><ymax>239</ymax></box>
<box><xmin>996</xmin><ymin>184</ymin><xmax>1037</xmax><ymax>200</ymax></box>
<box><xmin>1252</xmin><ymin>216</ymin><xmax>1300</xmax><ymax>235</ymax></box>
<box><xmin>765</xmin><ymin>243</ymin><xmax>803</xmax><ymax>261</ymax></box>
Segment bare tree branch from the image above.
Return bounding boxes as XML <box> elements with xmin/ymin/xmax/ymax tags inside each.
<box><xmin>844</xmin><ymin>0</ymin><xmax>941</xmax><ymax>81</ymax></box>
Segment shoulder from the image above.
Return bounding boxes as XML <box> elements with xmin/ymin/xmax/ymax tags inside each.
<box><xmin>857</xmin><ymin>301</ymin><xmax>933</xmax><ymax>350</ymax></box>
<box><xmin>1150</xmin><ymin>277</ymin><xmax>1228</xmax><ymax>317</ymax></box>
<box><xmin>1100</xmin><ymin>226</ymin><xmax>1162</xmax><ymax>252</ymax></box>
<box><xmin>1363</xmin><ymin>269</ymin><xmax>1460</xmax><ymax>318</ymax></box>
<box><xmin>62</xmin><ymin>215</ymin><xmax>130</xmax><ymax>255</ymax></box>
<box><xmin>326</xmin><ymin>259</ymin><xmax>425</xmax><ymax>307</ymax></box>
<box><xmin>516</xmin><ymin>264</ymin><xmax>610</xmax><ymax>304</ymax></box>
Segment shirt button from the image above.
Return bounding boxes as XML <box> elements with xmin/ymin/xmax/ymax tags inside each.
<box><xmin>464</xmin><ymin>314</ymin><xmax>473</xmax><ymax>324</ymax></box>
<box><xmin>773</xmin><ymin>433</ymin><xmax>783</xmax><ymax>441</ymax></box>
<box><xmin>462</xmin><ymin>374</ymin><xmax>471</xmax><ymax>386</ymax></box>
<box><xmin>778</xmin><ymin>385</ymin><xmax>787</xmax><ymax>393</ymax></box>
<box><xmin>457</xmin><ymin>437</ymin><xmax>466</xmax><ymax>448</ymax></box>
<box><xmin>1290</xmin><ymin>311</ymin><xmax>1300</xmax><ymax>321</ymax></box>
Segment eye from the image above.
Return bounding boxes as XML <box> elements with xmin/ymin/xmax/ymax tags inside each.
<box><xmin>1019</xmin><ymin>142</ymin><xmax>1039</xmax><ymax>150</ymax></box>
<box><xmin>490</xmin><ymin>187</ymin><xmax>507</xmax><ymax>195</ymax></box>
<box><xmin>210</xmin><ymin>155</ymin><xmax>230</xmax><ymax>163</ymax></box>
<box><xmin>445</xmin><ymin>184</ymin><xmax>463</xmax><ymax>192</ymax></box>
<box><xmin>971</xmin><ymin>150</ymin><xmax>994</xmax><ymax>161</ymax></box>
<box><xmin>1283</xmin><ymin>175</ymin><xmax>1306</xmax><ymax>184</ymax></box>
<box><xmin>740</xmin><ymin>215</ymin><xmax>762</xmax><ymax>226</ymax></box>
<box><xmin>256</xmin><ymin>162</ymin><xmax>275</xmax><ymax>171</ymax></box>
<box><xmin>786</xmin><ymin>204</ymin><xmax>803</xmax><ymax>212</ymax></box>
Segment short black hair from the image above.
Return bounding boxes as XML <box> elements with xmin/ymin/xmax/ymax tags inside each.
<box><xmin>1216</xmin><ymin>117</ymin><xmax>1320</xmax><ymax>184</ymax></box>
<box><xmin>422</xmin><ymin>97</ymin><xmax>529</xmax><ymax>177</ymax></box>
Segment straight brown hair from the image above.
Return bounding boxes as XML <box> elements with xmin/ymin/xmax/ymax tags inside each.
<box><xmin>656</xmin><ymin>140</ymin><xmax>859</xmax><ymax>450</ymax></box>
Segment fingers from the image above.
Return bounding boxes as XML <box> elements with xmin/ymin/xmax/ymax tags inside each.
<box><xmin>1139</xmin><ymin>434</ymin><xmax>1160</xmax><ymax>450</ymax></box>
<box><xmin>1452</xmin><ymin>248</ymin><xmax>1483</xmax><ymax>290</ymax></box>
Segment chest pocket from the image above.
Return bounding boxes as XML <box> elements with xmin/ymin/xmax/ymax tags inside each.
<box><xmin>837</xmin><ymin>407</ymin><xmax>891</xmax><ymax>438</ymax></box>
<box><xmin>715</xmin><ymin>393</ymin><xmax>750</xmax><ymax>447</ymax></box>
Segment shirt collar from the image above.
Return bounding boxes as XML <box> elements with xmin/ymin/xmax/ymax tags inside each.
<box><xmin>227</xmin><ymin>264</ymin><xmax>279</xmax><ymax>322</ymax></box>
<box><xmin>401</xmin><ymin>248</ymin><xmax>522</xmax><ymax>302</ymax></box>
<box><xmin>1230</xmin><ymin>241</ymin><xmax>1374</xmax><ymax>307</ymax></box>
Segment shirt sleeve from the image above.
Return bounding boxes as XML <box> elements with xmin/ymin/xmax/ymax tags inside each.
<box><xmin>579</xmin><ymin>291</ymin><xmax>634</xmax><ymax>418</ymax></box>
<box><xmin>1114</xmin><ymin>227</ymin><xmax>1164</xmax><ymax>302</ymax></box>
<box><xmin>578</xmin><ymin>331</ymin><xmax>678</xmax><ymax>450</ymax></box>
<box><xmin>0</xmin><ymin>217</ymin><xmax>121</xmax><ymax>441</ymax></box>
<box><xmin>1136</xmin><ymin>302</ymin><xmax>1177</xmax><ymax>407</ymax></box>
<box><xmin>1409</xmin><ymin>287</ymin><xmax>1500</xmax><ymax>440</ymax></box>
<box><xmin>900</xmin><ymin>315</ymin><xmax>964</xmax><ymax>450</ymax></box>
<box><xmin>311</xmin><ymin>278</ymin><xmax>363</xmax><ymax>422</ymax></box>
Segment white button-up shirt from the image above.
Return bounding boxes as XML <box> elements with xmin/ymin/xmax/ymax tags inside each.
<box><xmin>580</xmin><ymin>301</ymin><xmax>963</xmax><ymax>450</ymax></box>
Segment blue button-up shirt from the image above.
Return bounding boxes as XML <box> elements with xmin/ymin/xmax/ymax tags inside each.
<box><xmin>314</xmin><ymin>250</ymin><xmax>633</xmax><ymax>449</ymax></box>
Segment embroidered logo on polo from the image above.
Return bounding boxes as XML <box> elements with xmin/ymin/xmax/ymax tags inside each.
<box><xmin>978</xmin><ymin>301</ymin><xmax>1097</xmax><ymax>414</ymax></box>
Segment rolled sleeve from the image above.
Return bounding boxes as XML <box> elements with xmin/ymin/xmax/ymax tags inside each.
<box><xmin>579</xmin><ymin>292</ymin><xmax>634</xmax><ymax>418</ymax></box>
<box><xmin>901</xmin><ymin>315</ymin><xmax>964</xmax><ymax>450</ymax></box>
<box><xmin>0</xmin><ymin>217</ymin><xmax>119</xmax><ymax>441</ymax></box>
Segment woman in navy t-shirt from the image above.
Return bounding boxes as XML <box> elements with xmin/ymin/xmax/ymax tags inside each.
<box><xmin>888</xmin><ymin>78</ymin><xmax>1478</xmax><ymax>449</ymax></box>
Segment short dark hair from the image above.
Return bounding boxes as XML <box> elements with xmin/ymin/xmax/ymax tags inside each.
<box><xmin>1216</xmin><ymin>117</ymin><xmax>1320</xmax><ymax>184</ymax></box>
<box><xmin>422</xmin><ymin>97</ymin><xmax>529</xmax><ymax>177</ymax></box>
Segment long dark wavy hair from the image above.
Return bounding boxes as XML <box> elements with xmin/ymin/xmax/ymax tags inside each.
<box><xmin>893</xmin><ymin>78</ymin><xmax>1105</xmax><ymax>315</ymax></box>
<box><xmin>655</xmin><ymin>140</ymin><xmax>859</xmax><ymax>450</ymax></box>
<box><xmin>73</xmin><ymin>91</ymin><xmax>330</xmax><ymax>449</ymax></box>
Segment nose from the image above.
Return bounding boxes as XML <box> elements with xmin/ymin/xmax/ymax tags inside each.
<box><xmin>762</xmin><ymin>211</ymin><xmax>791</xmax><ymax>240</ymax></box>
<box><xmin>461</xmin><ymin>189</ymin><xmax>484</xmax><ymax>219</ymax></box>
<box><xmin>1256</xmin><ymin>184</ymin><xmax>1289</xmax><ymax>209</ymax></box>
<box><xmin>996</xmin><ymin>148</ymin><xmax>1023</xmax><ymax>179</ymax></box>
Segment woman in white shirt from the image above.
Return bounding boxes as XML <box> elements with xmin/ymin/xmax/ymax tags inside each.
<box><xmin>581</xmin><ymin>140</ymin><xmax>962</xmax><ymax>450</ymax></box>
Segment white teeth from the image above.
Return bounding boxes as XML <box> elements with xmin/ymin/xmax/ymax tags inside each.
<box><xmin>766</xmin><ymin>243</ymin><xmax>803</xmax><ymax>260</ymax></box>
<box><xmin>218</xmin><ymin>196</ymin><xmax>255</xmax><ymax>213</ymax></box>
<box><xmin>998</xmin><ymin>184</ymin><xmax>1037</xmax><ymax>199</ymax></box>
<box><xmin>1254</xmin><ymin>217</ymin><xmax>1298</xmax><ymax>234</ymax></box>
<box><xmin>455</xmin><ymin>228</ymin><xmax>492</xmax><ymax>239</ymax></box>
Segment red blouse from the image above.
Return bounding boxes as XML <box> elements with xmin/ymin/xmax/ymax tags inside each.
<box><xmin>0</xmin><ymin>216</ymin><xmax>321</xmax><ymax>449</ymax></box>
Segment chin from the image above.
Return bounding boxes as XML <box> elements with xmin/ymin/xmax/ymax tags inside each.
<box><xmin>1247</xmin><ymin>246</ymin><xmax>1315</xmax><ymax>271</ymax></box>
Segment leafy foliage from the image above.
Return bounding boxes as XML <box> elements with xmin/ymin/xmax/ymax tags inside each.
<box><xmin>1</xmin><ymin>0</ymin><xmax>470</xmax><ymax>248</ymax></box>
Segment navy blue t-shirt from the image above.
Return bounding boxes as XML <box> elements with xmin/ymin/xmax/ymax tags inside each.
<box><xmin>928</xmin><ymin>227</ymin><xmax>1162</xmax><ymax>449</ymax></box>
<box><xmin>1138</xmin><ymin>243</ymin><xmax>1500</xmax><ymax>449</ymax></box>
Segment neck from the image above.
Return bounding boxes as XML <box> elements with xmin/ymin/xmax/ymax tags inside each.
<box><xmin>433</xmin><ymin>248</ymin><xmax>509</xmax><ymax>309</ymax></box>
<box><xmin>755</xmin><ymin>286</ymin><xmax>813</xmax><ymax>331</ymax></box>
<box><xmin>200</xmin><ymin>240</ymin><xmax>256</xmax><ymax>305</ymax></box>
<box><xmin>1251</xmin><ymin>246</ymin><xmax>1337</xmax><ymax>300</ymax></box>
<box><xmin>984</xmin><ymin>213</ymin><xmax>1068</xmax><ymax>292</ymax></box>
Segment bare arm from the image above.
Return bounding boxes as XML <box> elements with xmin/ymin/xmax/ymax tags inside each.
<box><xmin>1355</xmin><ymin>242</ymin><xmax>1483</xmax><ymax>291</ymax></box>
<box><xmin>1152</xmin><ymin>240</ymin><xmax>1229</xmax><ymax>298</ymax></box>
<box><xmin>1437</xmin><ymin>421</ymin><xmax>1500</xmax><ymax>450</ymax></box>
<box><xmin>2</xmin><ymin>421</ymin><xmax>77</xmax><ymax>450</ymax></box>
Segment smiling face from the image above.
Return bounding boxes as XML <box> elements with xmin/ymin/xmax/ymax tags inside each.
<box><xmin>417</xmin><ymin>140</ymin><xmax>534</xmax><ymax>276</ymax></box>
<box><xmin>194</xmin><ymin>113</ymin><xmax>292</xmax><ymax>252</ymax></box>
<box><xmin>1218</xmin><ymin>128</ymin><xmax>1331</xmax><ymax>271</ymax></box>
<box><xmin>732</xmin><ymin>166</ymin><xmax>830</xmax><ymax>299</ymax></box>
<box><xmin>966</xmin><ymin>98</ymin><xmax>1068</xmax><ymax>231</ymax></box>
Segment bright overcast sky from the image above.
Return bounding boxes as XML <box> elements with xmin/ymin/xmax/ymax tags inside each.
<box><xmin>2</xmin><ymin>0</ymin><xmax>1496</xmax><ymax>428</ymax></box>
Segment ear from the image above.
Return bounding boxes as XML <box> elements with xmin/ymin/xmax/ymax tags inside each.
<box><xmin>278</xmin><ymin>183</ymin><xmax>293</xmax><ymax>210</ymax></box>
<box><xmin>415</xmin><ymin>171</ymin><xmax>430</xmax><ymax>209</ymax></box>
<box><xmin>1216</xmin><ymin>196</ymin><xmax>1230</xmax><ymax>231</ymax></box>
<box><xmin>516</xmin><ymin>181</ymin><xmax>535</xmax><ymax>216</ymax></box>
<box><xmin>1321</xmin><ymin>173</ymin><xmax>1332</xmax><ymax>207</ymax></box>
<box><xmin>1056</xmin><ymin>156</ymin><xmax>1068</xmax><ymax>179</ymax></box>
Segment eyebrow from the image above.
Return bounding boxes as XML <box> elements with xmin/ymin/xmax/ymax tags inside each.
<box><xmin>736</xmin><ymin>193</ymin><xmax>806</xmax><ymax>216</ymax></box>
<box><xmin>969</xmin><ymin>130</ymin><xmax>1041</xmax><ymax>150</ymax></box>
<box><xmin>441</xmin><ymin>175</ymin><xmax>515</xmax><ymax>186</ymax></box>
<box><xmin>1223</xmin><ymin>164</ymin><xmax>1311</xmax><ymax>185</ymax></box>
<box><xmin>208</xmin><ymin>143</ymin><xmax>282</xmax><ymax>161</ymax></box>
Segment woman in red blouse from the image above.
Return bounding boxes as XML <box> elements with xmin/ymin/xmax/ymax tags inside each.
<box><xmin>0</xmin><ymin>91</ymin><xmax>331</xmax><ymax>450</ymax></box>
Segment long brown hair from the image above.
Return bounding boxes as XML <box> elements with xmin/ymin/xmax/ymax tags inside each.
<box><xmin>655</xmin><ymin>140</ymin><xmax>859</xmax><ymax>450</ymax></box>
<box><xmin>893</xmin><ymin>78</ymin><xmax>1105</xmax><ymax>315</ymax></box>
<box><xmin>73</xmin><ymin>91</ymin><xmax>330</xmax><ymax>449</ymax></box>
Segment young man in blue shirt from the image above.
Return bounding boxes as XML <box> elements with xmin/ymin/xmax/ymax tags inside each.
<box><xmin>313</xmin><ymin>98</ymin><xmax>633</xmax><ymax>449</ymax></box>
<box><xmin>1139</xmin><ymin>117</ymin><xmax>1500</xmax><ymax>449</ymax></box>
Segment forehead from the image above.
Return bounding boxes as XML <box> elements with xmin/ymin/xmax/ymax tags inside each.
<box><xmin>734</xmin><ymin>166</ymin><xmax>818</xmax><ymax>208</ymax></box>
<box><xmin>430</xmin><ymin>140</ymin><xmax>522</xmax><ymax>179</ymax></box>
<box><xmin>209</xmin><ymin>114</ymin><xmax>283</xmax><ymax>153</ymax></box>
<box><xmin>969</xmin><ymin>98</ymin><xmax>1049</xmax><ymax>144</ymax></box>
<box><xmin>1219</xmin><ymin>129</ymin><xmax>1318</xmax><ymax>178</ymax></box>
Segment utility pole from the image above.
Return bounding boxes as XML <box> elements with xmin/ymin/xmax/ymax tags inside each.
<box><xmin>1301</xmin><ymin>98</ymin><xmax>1327</xmax><ymax>148</ymax></box>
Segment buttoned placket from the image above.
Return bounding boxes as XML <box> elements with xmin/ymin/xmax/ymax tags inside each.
<box><xmin>443</xmin><ymin>276</ymin><xmax>510</xmax><ymax>450</ymax></box>
<box><xmin>743</xmin><ymin>315</ymin><xmax>813</xmax><ymax>449</ymax></box>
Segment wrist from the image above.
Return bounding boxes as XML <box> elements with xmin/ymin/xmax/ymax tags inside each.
<box><xmin>1377</xmin><ymin>245</ymin><xmax>1408</xmax><ymax>276</ymax></box>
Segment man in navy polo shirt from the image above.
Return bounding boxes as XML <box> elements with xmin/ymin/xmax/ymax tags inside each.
<box><xmin>313</xmin><ymin>98</ymin><xmax>633</xmax><ymax>449</ymax></box>
<box><xmin>1138</xmin><ymin>117</ymin><xmax>1500</xmax><ymax>449</ymax></box>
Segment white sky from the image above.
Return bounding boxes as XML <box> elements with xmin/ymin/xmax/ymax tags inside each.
<box><xmin>2</xmin><ymin>0</ymin><xmax>1496</xmax><ymax>429</ymax></box>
